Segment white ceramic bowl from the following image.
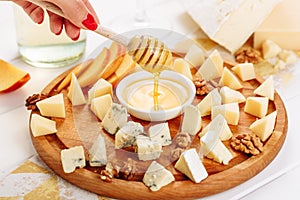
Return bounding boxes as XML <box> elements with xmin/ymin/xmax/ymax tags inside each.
<box><xmin>116</xmin><ymin>70</ymin><xmax>196</xmax><ymax>121</ymax></box>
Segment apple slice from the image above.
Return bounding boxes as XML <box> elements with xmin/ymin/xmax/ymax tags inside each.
<box><xmin>57</xmin><ymin>59</ymin><xmax>93</xmax><ymax>92</ymax></box>
<box><xmin>0</xmin><ymin>59</ymin><xmax>30</xmax><ymax>93</ymax></box>
<box><xmin>77</xmin><ymin>47</ymin><xmax>111</xmax><ymax>88</ymax></box>
<box><xmin>101</xmin><ymin>55</ymin><xmax>125</xmax><ymax>79</ymax></box>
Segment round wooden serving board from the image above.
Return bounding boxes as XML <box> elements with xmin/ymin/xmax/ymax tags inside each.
<box><xmin>30</xmin><ymin>64</ymin><xmax>288</xmax><ymax>200</ymax></box>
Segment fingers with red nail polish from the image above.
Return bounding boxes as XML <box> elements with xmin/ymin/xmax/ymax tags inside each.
<box><xmin>82</xmin><ymin>13</ymin><xmax>98</xmax><ymax>31</ymax></box>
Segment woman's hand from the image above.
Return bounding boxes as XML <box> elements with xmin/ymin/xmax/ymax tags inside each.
<box><xmin>10</xmin><ymin>0</ymin><xmax>99</xmax><ymax>40</ymax></box>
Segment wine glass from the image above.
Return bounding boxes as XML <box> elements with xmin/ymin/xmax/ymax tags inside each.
<box><xmin>109</xmin><ymin>0</ymin><xmax>172</xmax><ymax>33</ymax></box>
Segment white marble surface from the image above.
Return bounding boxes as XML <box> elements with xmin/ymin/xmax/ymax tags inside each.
<box><xmin>0</xmin><ymin>0</ymin><xmax>300</xmax><ymax>199</ymax></box>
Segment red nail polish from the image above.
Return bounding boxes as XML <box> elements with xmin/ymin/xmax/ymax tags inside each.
<box><xmin>82</xmin><ymin>13</ymin><xmax>98</xmax><ymax>30</ymax></box>
<box><xmin>72</xmin><ymin>33</ymin><xmax>80</xmax><ymax>41</ymax></box>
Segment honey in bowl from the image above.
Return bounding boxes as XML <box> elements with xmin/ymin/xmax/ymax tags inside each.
<box><xmin>116</xmin><ymin>70</ymin><xmax>196</xmax><ymax>121</ymax></box>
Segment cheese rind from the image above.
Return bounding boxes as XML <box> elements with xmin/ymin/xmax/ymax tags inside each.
<box><xmin>244</xmin><ymin>97</ymin><xmax>269</xmax><ymax>118</ymax></box>
<box><xmin>115</xmin><ymin>121</ymin><xmax>144</xmax><ymax>149</ymax></box>
<box><xmin>250</xmin><ymin>111</ymin><xmax>277</xmax><ymax>142</ymax></box>
<box><xmin>143</xmin><ymin>161</ymin><xmax>175</xmax><ymax>191</ymax></box>
<box><xmin>181</xmin><ymin>105</ymin><xmax>202</xmax><ymax>135</ymax></box>
<box><xmin>88</xmin><ymin>134</ymin><xmax>107</xmax><ymax>167</ymax></box>
<box><xmin>184</xmin><ymin>0</ymin><xmax>281</xmax><ymax>53</ymax></box>
<box><xmin>36</xmin><ymin>93</ymin><xmax>66</xmax><ymax>118</ymax></box>
<box><xmin>148</xmin><ymin>122</ymin><xmax>172</xmax><ymax>146</ymax></box>
<box><xmin>196</xmin><ymin>50</ymin><xmax>223</xmax><ymax>80</ymax></box>
<box><xmin>67</xmin><ymin>73</ymin><xmax>86</xmax><ymax>106</ymax></box>
<box><xmin>61</xmin><ymin>146</ymin><xmax>86</xmax><ymax>173</ymax></box>
<box><xmin>175</xmin><ymin>148</ymin><xmax>208</xmax><ymax>183</ymax></box>
<box><xmin>30</xmin><ymin>114</ymin><xmax>57</xmax><ymax>137</ymax></box>
<box><xmin>102</xmin><ymin>103</ymin><xmax>128</xmax><ymax>134</ymax></box>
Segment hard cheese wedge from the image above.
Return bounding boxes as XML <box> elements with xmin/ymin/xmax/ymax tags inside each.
<box><xmin>143</xmin><ymin>161</ymin><xmax>175</xmax><ymax>191</ymax></box>
<box><xmin>88</xmin><ymin>78</ymin><xmax>113</xmax><ymax>103</ymax></box>
<box><xmin>67</xmin><ymin>73</ymin><xmax>86</xmax><ymax>106</ymax></box>
<box><xmin>36</xmin><ymin>93</ymin><xmax>66</xmax><ymax>118</ymax></box>
<box><xmin>90</xmin><ymin>94</ymin><xmax>113</xmax><ymax>121</ymax></box>
<box><xmin>172</xmin><ymin>58</ymin><xmax>193</xmax><ymax>80</ymax></box>
<box><xmin>231</xmin><ymin>63</ymin><xmax>256</xmax><ymax>81</ymax></box>
<box><xmin>181</xmin><ymin>105</ymin><xmax>202</xmax><ymax>135</ymax></box>
<box><xmin>212</xmin><ymin>103</ymin><xmax>240</xmax><ymax>125</ymax></box>
<box><xmin>250</xmin><ymin>111</ymin><xmax>277</xmax><ymax>142</ymax></box>
<box><xmin>184</xmin><ymin>44</ymin><xmax>205</xmax><ymax>68</ymax></box>
<box><xmin>200</xmin><ymin>130</ymin><xmax>233</xmax><ymax>165</ymax></box>
<box><xmin>88</xmin><ymin>134</ymin><xmax>107</xmax><ymax>167</ymax></box>
<box><xmin>219</xmin><ymin>67</ymin><xmax>243</xmax><ymax>90</ymax></box>
<box><xmin>254</xmin><ymin>76</ymin><xmax>275</xmax><ymax>101</ymax></box>
<box><xmin>197</xmin><ymin>88</ymin><xmax>222</xmax><ymax>116</ymax></box>
<box><xmin>220</xmin><ymin>86</ymin><xmax>246</xmax><ymax>104</ymax></box>
<box><xmin>175</xmin><ymin>148</ymin><xmax>208</xmax><ymax>183</ymax></box>
<box><xmin>195</xmin><ymin>49</ymin><xmax>223</xmax><ymax>80</ymax></box>
<box><xmin>184</xmin><ymin>0</ymin><xmax>281</xmax><ymax>53</ymax></box>
<box><xmin>244</xmin><ymin>96</ymin><xmax>269</xmax><ymax>118</ymax></box>
<box><xmin>0</xmin><ymin>59</ymin><xmax>30</xmax><ymax>93</ymax></box>
<box><xmin>30</xmin><ymin>114</ymin><xmax>57</xmax><ymax>137</ymax></box>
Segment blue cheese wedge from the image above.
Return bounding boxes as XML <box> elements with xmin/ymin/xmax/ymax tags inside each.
<box><xmin>181</xmin><ymin>105</ymin><xmax>202</xmax><ymax>135</ymax></box>
<box><xmin>61</xmin><ymin>146</ymin><xmax>86</xmax><ymax>173</ymax></box>
<box><xmin>200</xmin><ymin>130</ymin><xmax>233</xmax><ymax>165</ymax></box>
<box><xmin>102</xmin><ymin>103</ymin><xmax>128</xmax><ymax>134</ymax></box>
<box><xmin>115</xmin><ymin>121</ymin><xmax>144</xmax><ymax>149</ymax></box>
<box><xmin>148</xmin><ymin>122</ymin><xmax>172</xmax><ymax>146</ymax></box>
<box><xmin>136</xmin><ymin>135</ymin><xmax>162</xmax><ymax>161</ymax></box>
<box><xmin>143</xmin><ymin>161</ymin><xmax>175</xmax><ymax>192</ymax></box>
<box><xmin>30</xmin><ymin>114</ymin><xmax>57</xmax><ymax>137</ymax></box>
<box><xmin>88</xmin><ymin>134</ymin><xmax>107</xmax><ymax>167</ymax></box>
<box><xmin>175</xmin><ymin>148</ymin><xmax>208</xmax><ymax>183</ymax></box>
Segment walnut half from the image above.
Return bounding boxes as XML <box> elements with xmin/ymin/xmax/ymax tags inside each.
<box><xmin>230</xmin><ymin>133</ymin><xmax>263</xmax><ymax>155</ymax></box>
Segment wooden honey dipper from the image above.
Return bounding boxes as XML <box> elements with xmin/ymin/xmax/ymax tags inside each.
<box><xmin>28</xmin><ymin>0</ymin><xmax>173</xmax><ymax>73</ymax></box>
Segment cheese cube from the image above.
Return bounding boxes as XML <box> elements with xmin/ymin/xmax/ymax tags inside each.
<box><xmin>199</xmin><ymin>114</ymin><xmax>232</xmax><ymax>141</ymax></box>
<box><xmin>61</xmin><ymin>146</ymin><xmax>86</xmax><ymax>173</ymax></box>
<box><xmin>88</xmin><ymin>134</ymin><xmax>107</xmax><ymax>167</ymax></box>
<box><xmin>90</xmin><ymin>94</ymin><xmax>113</xmax><ymax>120</ymax></box>
<box><xmin>231</xmin><ymin>63</ymin><xmax>256</xmax><ymax>81</ymax></box>
<box><xmin>197</xmin><ymin>88</ymin><xmax>222</xmax><ymax>116</ymax></box>
<box><xmin>274</xmin><ymin>59</ymin><xmax>286</xmax><ymax>70</ymax></box>
<box><xmin>115</xmin><ymin>121</ymin><xmax>144</xmax><ymax>149</ymax></box>
<box><xmin>30</xmin><ymin>114</ymin><xmax>57</xmax><ymax>137</ymax></box>
<box><xmin>262</xmin><ymin>40</ymin><xmax>282</xmax><ymax>59</ymax></box>
<box><xmin>148</xmin><ymin>122</ymin><xmax>172</xmax><ymax>146</ymax></box>
<box><xmin>212</xmin><ymin>103</ymin><xmax>240</xmax><ymax>125</ymax></box>
<box><xmin>181</xmin><ymin>105</ymin><xmax>202</xmax><ymax>135</ymax></box>
<box><xmin>219</xmin><ymin>67</ymin><xmax>243</xmax><ymax>90</ymax></box>
<box><xmin>88</xmin><ymin>78</ymin><xmax>113</xmax><ymax>103</ymax></box>
<box><xmin>136</xmin><ymin>135</ymin><xmax>162</xmax><ymax>161</ymax></box>
<box><xmin>36</xmin><ymin>93</ymin><xmax>66</xmax><ymax>118</ymax></box>
<box><xmin>67</xmin><ymin>73</ymin><xmax>86</xmax><ymax>106</ymax></box>
<box><xmin>175</xmin><ymin>148</ymin><xmax>208</xmax><ymax>183</ymax></box>
<box><xmin>102</xmin><ymin>103</ymin><xmax>128</xmax><ymax>134</ymax></box>
<box><xmin>244</xmin><ymin>97</ymin><xmax>269</xmax><ymax>118</ymax></box>
<box><xmin>184</xmin><ymin>44</ymin><xmax>205</xmax><ymax>67</ymax></box>
<box><xmin>143</xmin><ymin>161</ymin><xmax>175</xmax><ymax>191</ymax></box>
<box><xmin>200</xmin><ymin>130</ymin><xmax>233</xmax><ymax>165</ymax></box>
<box><xmin>220</xmin><ymin>86</ymin><xmax>246</xmax><ymax>104</ymax></box>
<box><xmin>278</xmin><ymin>50</ymin><xmax>297</xmax><ymax>65</ymax></box>
<box><xmin>184</xmin><ymin>0</ymin><xmax>281</xmax><ymax>53</ymax></box>
<box><xmin>254</xmin><ymin>76</ymin><xmax>275</xmax><ymax>101</ymax></box>
<box><xmin>172</xmin><ymin>58</ymin><xmax>193</xmax><ymax>80</ymax></box>
<box><xmin>250</xmin><ymin>111</ymin><xmax>277</xmax><ymax>142</ymax></box>
<box><xmin>195</xmin><ymin>50</ymin><xmax>223</xmax><ymax>80</ymax></box>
